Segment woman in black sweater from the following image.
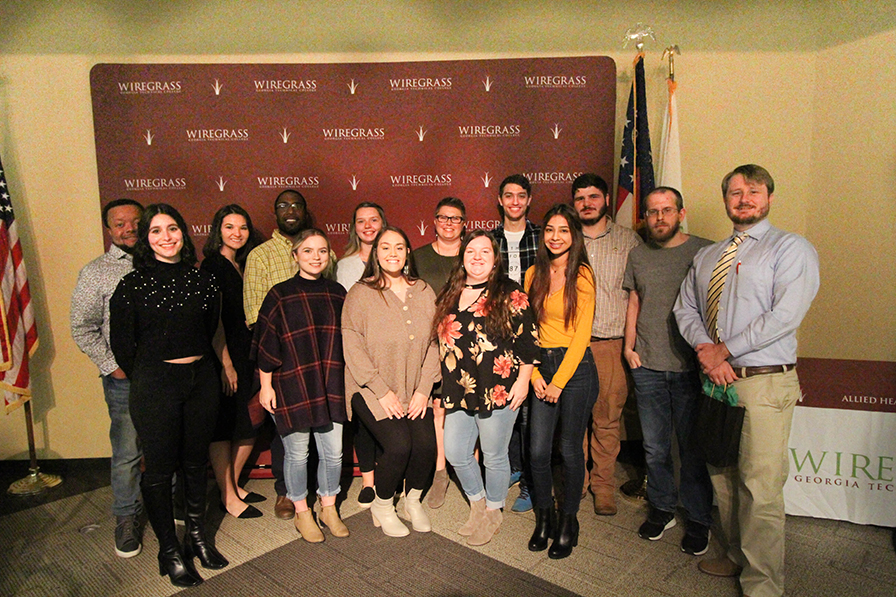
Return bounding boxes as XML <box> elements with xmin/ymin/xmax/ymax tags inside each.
<box><xmin>111</xmin><ymin>204</ymin><xmax>228</xmax><ymax>587</ymax></box>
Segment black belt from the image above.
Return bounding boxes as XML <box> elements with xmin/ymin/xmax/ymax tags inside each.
<box><xmin>590</xmin><ymin>336</ymin><xmax>622</xmax><ymax>342</ymax></box>
<box><xmin>733</xmin><ymin>364</ymin><xmax>796</xmax><ymax>378</ymax></box>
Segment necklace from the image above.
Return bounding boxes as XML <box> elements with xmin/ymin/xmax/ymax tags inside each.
<box><xmin>464</xmin><ymin>281</ymin><xmax>488</xmax><ymax>290</ymax></box>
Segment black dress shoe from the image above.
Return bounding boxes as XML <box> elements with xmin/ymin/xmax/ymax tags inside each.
<box><xmin>548</xmin><ymin>513</ymin><xmax>579</xmax><ymax>559</ymax></box>
<box><xmin>219</xmin><ymin>502</ymin><xmax>263</xmax><ymax>519</ymax></box>
<box><xmin>528</xmin><ymin>507</ymin><xmax>556</xmax><ymax>552</ymax></box>
<box><xmin>242</xmin><ymin>491</ymin><xmax>267</xmax><ymax>504</ymax></box>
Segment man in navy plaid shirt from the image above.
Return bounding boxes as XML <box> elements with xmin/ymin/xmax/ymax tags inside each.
<box><xmin>492</xmin><ymin>173</ymin><xmax>541</xmax><ymax>513</ymax></box>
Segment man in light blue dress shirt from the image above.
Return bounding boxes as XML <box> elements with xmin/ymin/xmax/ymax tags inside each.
<box><xmin>674</xmin><ymin>165</ymin><xmax>819</xmax><ymax>597</ymax></box>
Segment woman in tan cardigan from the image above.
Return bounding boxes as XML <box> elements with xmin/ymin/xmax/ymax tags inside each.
<box><xmin>342</xmin><ymin>226</ymin><xmax>440</xmax><ymax>537</ymax></box>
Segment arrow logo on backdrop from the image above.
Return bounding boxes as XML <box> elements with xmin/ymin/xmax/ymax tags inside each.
<box><xmin>215</xmin><ymin>176</ymin><xmax>227</xmax><ymax>191</ymax></box>
<box><xmin>349</xmin><ymin>175</ymin><xmax>360</xmax><ymax>190</ymax></box>
<box><xmin>347</xmin><ymin>79</ymin><xmax>358</xmax><ymax>95</ymax></box>
<box><xmin>280</xmin><ymin>128</ymin><xmax>291</xmax><ymax>143</ymax></box>
<box><xmin>417</xmin><ymin>221</ymin><xmax>428</xmax><ymax>236</ymax></box>
<box><xmin>483</xmin><ymin>76</ymin><xmax>493</xmax><ymax>92</ymax></box>
<box><xmin>416</xmin><ymin>126</ymin><xmax>427</xmax><ymax>142</ymax></box>
<box><xmin>144</xmin><ymin>129</ymin><xmax>154</xmax><ymax>145</ymax></box>
<box><xmin>481</xmin><ymin>172</ymin><xmax>492</xmax><ymax>188</ymax></box>
<box><xmin>212</xmin><ymin>79</ymin><xmax>223</xmax><ymax>95</ymax></box>
<box><xmin>551</xmin><ymin>124</ymin><xmax>562</xmax><ymax>139</ymax></box>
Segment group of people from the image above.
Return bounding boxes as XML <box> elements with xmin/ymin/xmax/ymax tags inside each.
<box><xmin>71</xmin><ymin>164</ymin><xmax>818</xmax><ymax>597</ymax></box>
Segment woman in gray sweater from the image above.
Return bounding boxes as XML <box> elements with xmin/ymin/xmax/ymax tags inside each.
<box><xmin>342</xmin><ymin>226</ymin><xmax>440</xmax><ymax>537</ymax></box>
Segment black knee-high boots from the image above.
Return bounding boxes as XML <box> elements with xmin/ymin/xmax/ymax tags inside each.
<box><xmin>142</xmin><ymin>473</ymin><xmax>203</xmax><ymax>587</ymax></box>
<box><xmin>182</xmin><ymin>462</ymin><xmax>229</xmax><ymax>570</ymax></box>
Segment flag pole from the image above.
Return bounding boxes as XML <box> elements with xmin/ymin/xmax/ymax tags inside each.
<box><xmin>631</xmin><ymin>51</ymin><xmax>642</xmax><ymax>228</ymax></box>
<box><xmin>7</xmin><ymin>399</ymin><xmax>62</xmax><ymax>495</ymax></box>
<box><xmin>0</xmin><ymin>155</ymin><xmax>57</xmax><ymax>495</ymax></box>
<box><xmin>623</xmin><ymin>23</ymin><xmax>655</xmax><ymax>228</ymax></box>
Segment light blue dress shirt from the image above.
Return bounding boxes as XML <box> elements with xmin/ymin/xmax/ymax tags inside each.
<box><xmin>673</xmin><ymin>219</ymin><xmax>820</xmax><ymax>367</ymax></box>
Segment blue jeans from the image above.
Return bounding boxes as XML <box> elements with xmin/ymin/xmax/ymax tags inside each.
<box><xmin>102</xmin><ymin>375</ymin><xmax>142</xmax><ymax>517</ymax></box>
<box><xmin>281</xmin><ymin>422</ymin><xmax>343</xmax><ymax>502</ymax></box>
<box><xmin>444</xmin><ymin>406</ymin><xmax>519</xmax><ymax>509</ymax></box>
<box><xmin>530</xmin><ymin>347</ymin><xmax>598</xmax><ymax>515</ymax></box>
<box><xmin>507</xmin><ymin>399</ymin><xmax>530</xmax><ymax>483</ymax></box>
<box><xmin>631</xmin><ymin>367</ymin><xmax>713</xmax><ymax>527</ymax></box>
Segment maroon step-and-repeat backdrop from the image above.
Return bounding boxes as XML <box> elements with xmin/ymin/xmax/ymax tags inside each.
<box><xmin>90</xmin><ymin>57</ymin><xmax>616</xmax><ymax>253</ymax></box>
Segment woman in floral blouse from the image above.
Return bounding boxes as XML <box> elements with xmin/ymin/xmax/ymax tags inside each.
<box><xmin>434</xmin><ymin>231</ymin><xmax>538</xmax><ymax>546</ymax></box>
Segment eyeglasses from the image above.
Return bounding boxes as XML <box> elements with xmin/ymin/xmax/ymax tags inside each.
<box><xmin>645</xmin><ymin>207</ymin><xmax>679</xmax><ymax>218</ymax></box>
<box><xmin>435</xmin><ymin>215</ymin><xmax>464</xmax><ymax>224</ymax></box>
<box><xmin>276</xmin><ymin>201</ymin><xmax>305</xmax><ymax>211</ymax></box>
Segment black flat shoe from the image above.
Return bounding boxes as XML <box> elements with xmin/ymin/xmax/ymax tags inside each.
<box><xmin>242</xmin><ymin>491</ymin><xmax>267</xmax><ymax>504</ymax></box>
<box><xmin>235</xmin><ymin>505</ymin><xmax>262</xmax><ymax>519</ymax></box>
<box><xmin>219</xmin><ymin>502</ymin><xmax>263</xmax><ymax>519</ymax></box>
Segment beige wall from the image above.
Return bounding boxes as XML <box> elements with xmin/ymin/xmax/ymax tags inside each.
<box><xmin>800</xmin><ymin>28</ymin><xmax>896</xmax><ymax>359</ymax></box>
<box><xmin>0</xmin><ymin>2</ymin><xmax>893</xmax><ymax>460</ymax></box>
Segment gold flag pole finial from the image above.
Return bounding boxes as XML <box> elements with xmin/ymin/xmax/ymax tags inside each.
<box><xmin>662</xmin><ymin>45</ymin><xmax>681</xmax><ymax>81</ymax></box>
<box><xmin>623</xmin><ymin>23</ymin><xmax>656</xmax><ymax>54</ymax></box>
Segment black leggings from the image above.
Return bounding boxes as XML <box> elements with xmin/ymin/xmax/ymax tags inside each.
<box><xmin>353</xmin><ymin>417</ymin><xmax>379</xmax><ymax>474</ymax></box>
<box><xmin>351</xmin><ymin>393</ymin><xmax>435</xmax><ymax>500</ymax></box>
<box><xmin>129</xmin><ymin>358</ymin><xmax>219</xmax><ymax>475</ymax></box>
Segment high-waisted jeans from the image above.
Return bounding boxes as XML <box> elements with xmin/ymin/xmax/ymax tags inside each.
<box><xmin>444</xmin><ymin>406</ymin><xmax>519</xmax><ymax>509</ymax></box>
<box><xmin>529</xmin><ymin>347</ymin><xmax>598</xmax><ymax>515</ymax></box>
<box><xmin>128</xmin><ymin>357</ymin><xmax>219</xmax><ymax>476</ymax></box>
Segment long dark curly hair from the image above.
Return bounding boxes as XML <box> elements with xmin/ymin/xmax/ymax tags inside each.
<box><xmin>132</xmin><ymin>203</ymin><xmax>197</xmax><ymax>269</ymax></box>
<box><xmin>432</xmin><ymin>230</ymin><xmax>519</xmax><ymax>341</ymax></box>
<box><xmin>202</xmin><ymin>204</ymin><xmax>265</xmax><ymax>267</ymax></box>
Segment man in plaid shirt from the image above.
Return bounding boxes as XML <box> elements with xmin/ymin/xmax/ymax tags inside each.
<box><xmin>492</xmin><ymin>174</ymin><xmax>541</xmax><ymax>513</ymax></box>
<box><xmin>244</xmin><ymin>189</ymin><xmax>312</xmax><ymax>521</ymax></box>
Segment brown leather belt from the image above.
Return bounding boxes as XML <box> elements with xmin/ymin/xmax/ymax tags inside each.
<box><xmin>733</xmin><ymin>364</ymin><xmax>796</xmax><ymax>378</ymax></box>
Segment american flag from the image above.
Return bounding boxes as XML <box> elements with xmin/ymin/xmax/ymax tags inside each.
<box><xmin>0</xmin><ymin>156</ymin><xmax>38</xmax><ymax>413</ymax></box>
<box><xmin>616</xmin><ymin>53</ymin><xmax>655</xmax><ymax>229</ymax></box>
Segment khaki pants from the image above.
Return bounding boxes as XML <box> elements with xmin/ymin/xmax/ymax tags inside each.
<box><xmin>709</xmin><ymin>369</ymin><xmax>801</xmax><ymax>597</ymax></box>
<box><xmin>583</xmin><ymin>338</ymin><xmax>630</xmax><ymax>496</ymax></box>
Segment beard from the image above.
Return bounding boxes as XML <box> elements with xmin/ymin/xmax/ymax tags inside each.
<box><xmin>277</xmin><ymin>215</ymin><xmax>308</xmax><ymax>237</ymax></box>
<box><xmin>727</xmin><ymin>202</ymin><xmax>769</xmax><ymax>227</ymax></box>
<box><xmin>115</xmin><ymin>241</ymin><xmax>136</xmax><ymax>254</ymax></box>
<box><xmin>649</xmin><ymin>220</ymin><xmax>680</xmax><ymax>243</ymax></box>
<box><xmin>579</xmin><ymin>203</ymin><xmax>607</xmax><ymax>227</ymax></box>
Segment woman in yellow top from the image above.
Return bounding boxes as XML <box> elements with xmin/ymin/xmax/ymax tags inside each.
<box><xmin>524</xmin><ymin>203</ymin><xmax>597</xmax><ymax>560</ymax></box>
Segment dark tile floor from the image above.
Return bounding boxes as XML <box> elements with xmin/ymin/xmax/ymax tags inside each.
<box><xmin>0</xmin><ymin>458</ymin><xmax>110</xmax><ymax>517</ymax></box>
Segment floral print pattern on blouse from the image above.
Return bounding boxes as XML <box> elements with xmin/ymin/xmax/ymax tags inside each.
<box><xmin>437</xmin><ymin>284</ymin><xmax>539</xmax><ymax>412</ymax></box>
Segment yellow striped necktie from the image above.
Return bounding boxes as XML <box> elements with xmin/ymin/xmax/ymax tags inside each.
<box><xmin>706</xmin><ymin>234</ymin><xmax>746</xmax><ymax>342</ymax></box>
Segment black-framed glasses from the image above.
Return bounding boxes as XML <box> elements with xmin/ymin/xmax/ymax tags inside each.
<box><xmin>276</xmin><ymin>201</ymin><xmax>305</xmax><ymax>211</ymax></box>
<box><xmin>435</xmin><ymin>215</ymin><xmax>464</xmax><ymax>224</ymax></box>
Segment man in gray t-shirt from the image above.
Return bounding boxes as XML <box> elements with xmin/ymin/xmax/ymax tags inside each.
<box><xmin>622</xmin><ymin>187</ymin><xmax>714</xmax><ymax>556</ymax></box>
